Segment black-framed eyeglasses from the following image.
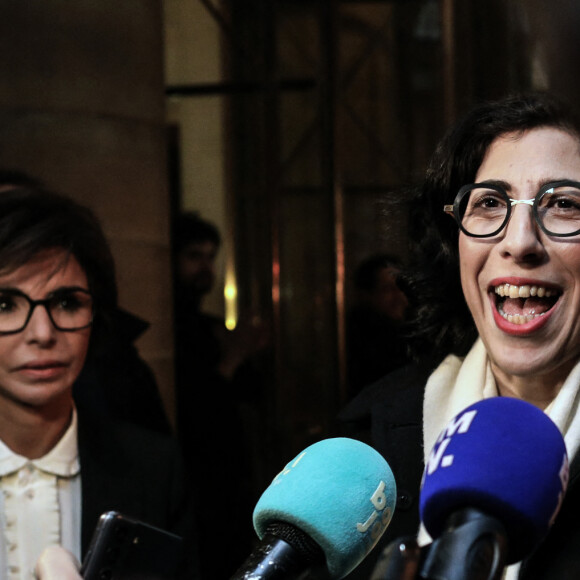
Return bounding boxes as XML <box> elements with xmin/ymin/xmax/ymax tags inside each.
<box><xmin>0</xmin><ymin>287</ymin><xmax>94</xmax><ymax>335</ymax></box>
<box><xmin>443</xmin><ymin>180</ymin><xmax>580</xmax><ymax>238</ymax></box>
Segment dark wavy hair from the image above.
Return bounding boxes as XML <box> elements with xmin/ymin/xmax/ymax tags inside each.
<box><xmin>0</xmin><ymin>186</ymin><xmax>118</xmax><ymax>351</ymax></box>
<box><xmin>400</xmin><ymin>91</ymin><xmax>580</xmax><ymax>366</ymax></box>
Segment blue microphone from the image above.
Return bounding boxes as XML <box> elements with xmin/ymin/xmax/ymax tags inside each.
<box><xmin>231</xmin><ymin>437</ymin><xmax>397</xmax><ymax>579</ymax></box>
<box><xmin>371</xmin><ymin>397</ymin><xmax>568</xmax><ymax>580</ymax></box>
<box><xmin>421</xmin><ymin>397</ymin><xmax>568</xmax><ymax>565</ymax></box>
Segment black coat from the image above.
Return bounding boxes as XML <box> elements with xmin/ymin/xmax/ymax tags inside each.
<box><xmin>77</xmin><ymin>404</ymin><xmax>199</xmax><ymax>579</ymax></box>
<box><xmin>338</xmin><ymin>364</ymin><xmax>580</xmax><ymax>580</ymax></box>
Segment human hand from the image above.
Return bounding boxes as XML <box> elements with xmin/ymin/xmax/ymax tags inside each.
<box><xmin>34</xmin><ymin>546</ymin><xmax>81</xmax><ymax>580</ymax></box>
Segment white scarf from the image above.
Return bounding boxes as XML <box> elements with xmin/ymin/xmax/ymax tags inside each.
<box><xmin>419</xmin><ymin>338</ymin><xmax>580</xmax><ymax>579</ymax></box>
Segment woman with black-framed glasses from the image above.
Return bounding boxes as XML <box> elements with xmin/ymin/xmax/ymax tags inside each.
<box><xmin>0</xmin><ymin>187</ymin><xmax>199</xmax><ymax>579</ymax></box>
<box><xmin>340</xmin><ymin>92</ymin><xmax>580</xmax><ymax>580</ymax></box>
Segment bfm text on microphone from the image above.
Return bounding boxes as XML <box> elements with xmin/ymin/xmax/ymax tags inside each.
<box><xmin>372</xmin><ymin>397</ymin><xmax>568</xmax><ymax>580</ymax></box>
<box><xmin>231</xmin><ymin>437</ymin><xmax>397</xmax><ymax>580</ymax></box>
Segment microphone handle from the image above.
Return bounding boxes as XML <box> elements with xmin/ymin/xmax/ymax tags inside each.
<box><xmin>369</xmin><ymin>536</ymin><xmax>421</xmax><ymax>580</ymax></box>
<box><xmin>230</xmin><ymin>534</ymin><xmax>308</xmax><ymax>580</ymax></box>
<box><xmin>230</xmin><ymin>522</ymin><xmax>325</xmax><ymax>580</ymax></box>
<box><xmin>418</xmin><ymin>508</ymin><xmax>508</xmax><ymax>580</ymax></box>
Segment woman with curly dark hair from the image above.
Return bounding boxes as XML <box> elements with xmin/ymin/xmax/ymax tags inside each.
<box><xmin>341</xmin><ymin>92</ymin><xmax>580</xmax><ymax>579</ymax></box>
<box><xmin>404</xmin><ymin>92</ymin><xmax>580</xmax><ymax>366</ymax></box>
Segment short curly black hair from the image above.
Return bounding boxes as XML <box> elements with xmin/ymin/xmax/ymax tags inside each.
<box><xmin>172</xmin><ymin>211</ymin><xmax>221</xmax><ymax>255</ymax></box>
<box><xmin>400</xmin><ymin>91</ymin><xmax>580</xmax><ymax>366</ymax></box>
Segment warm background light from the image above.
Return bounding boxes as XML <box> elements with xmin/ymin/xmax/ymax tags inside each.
<box><xmin>224</xmin><ymin>277</ymin><xmax>238</xmax><ymax>330</ymax></box>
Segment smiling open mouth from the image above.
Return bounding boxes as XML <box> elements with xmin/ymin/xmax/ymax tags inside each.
<box><xmin>494</xmin><ymin>283</ymin><xmax>560</xmax><ymax>325</ymax></box>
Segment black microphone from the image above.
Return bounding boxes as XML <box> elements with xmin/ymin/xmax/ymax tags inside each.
<box><xmin>371</xmin><ymin>511</ymin><xmax>507</xmax><ymax>580</ymax></box>
<box><xmin>231</xmin><ymin>437</ymin><xmax>397</xmax><ymax>579</ymax></box>
<box><xmin>418</xmin><ymin>508</ymin><xmax>508</xmax><ymax>580</ymax></box>
<box><xmin>370</xmin><ymin>536</ymin><xmax>421</xmax><ymax>580</ymax></box>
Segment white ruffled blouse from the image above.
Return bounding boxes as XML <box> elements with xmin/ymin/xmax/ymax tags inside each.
<box><xmin>0</xmin><ymin>411</ymin><xmax>81</xmax><ymax>580</ymax></box>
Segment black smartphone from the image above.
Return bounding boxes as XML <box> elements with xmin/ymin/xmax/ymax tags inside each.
<box><xmin>80</xmin><ymin>511</ymin><xmax>183</xmax><ymax>580</ymax></box>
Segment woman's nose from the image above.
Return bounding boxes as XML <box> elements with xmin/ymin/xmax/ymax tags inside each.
<box><xmin>24</xmin><ymin>305</ymin><xmax>57</xmax><ymax>344</ymax></box>
<box><xmin>498</xmin><ymin>203</ymin><xmax>546</xmax><ymax>263</ymax></box>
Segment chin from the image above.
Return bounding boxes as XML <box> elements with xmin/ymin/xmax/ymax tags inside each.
<box><xmin>18</xmin><ymin>384</ymin><xmax>73</xmax><ymax>410</ymax></box>
<box><xmin>491</xmin><ymin>349</ymin><xmax>574</xmax><ymax>381</ymax></box>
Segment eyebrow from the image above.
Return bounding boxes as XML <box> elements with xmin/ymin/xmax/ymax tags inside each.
<box><xmin>475</xmin><ymin>179</ymin><xmax>512</xmax><ymax>192</ymax></box>
<box><xmin>0</xmin><ymin>285</ymin><xmax>90</xmax><ymax>296</ymax></box>
<box><xmin>475</xmin><ymin>178</ymin><xmax>576</xmax><ymax>192</ymax></box>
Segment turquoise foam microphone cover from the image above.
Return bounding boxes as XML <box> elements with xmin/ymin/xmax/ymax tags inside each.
<box><xmin>253</xmin><ymin>437</ymin><xmax>397</xmax><ymax>579</ymax></box>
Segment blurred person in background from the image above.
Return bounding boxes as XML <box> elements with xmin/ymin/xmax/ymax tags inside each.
<box><xmin>346</xmin><ymin>253</ymin><xmax>410</xmax><ymax>400</ymax></box>
<box><xmin>172</xmin><ymin>211</ymin><xmax>269</xmax><ymax>577</ymax></box>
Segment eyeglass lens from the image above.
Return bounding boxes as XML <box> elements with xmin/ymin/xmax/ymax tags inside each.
<box><xmin>0</xmin><ymin>289</ymin><xmax>93</xmax><ymax>333</ymax></box>
<box><xmin>457</xmin><ymin>183</ymin><xmax>580</xmax><ymax>236</ymax></box>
